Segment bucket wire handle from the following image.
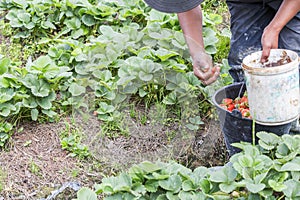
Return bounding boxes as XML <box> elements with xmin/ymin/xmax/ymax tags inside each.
<box><xmin>237</xmin><ymin>82</ymin><xmax>245</xmax><ymax>98</ymax></box>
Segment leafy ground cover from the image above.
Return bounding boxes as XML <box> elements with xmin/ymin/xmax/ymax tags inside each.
<box><xmin>0</xmin><ymin>0</ymin><xmax>232</xmax><ymax>198</ymax></box>
<box><xmin>85</xmin><ymin>132</ymin><xmax>300</xmax><ymax>199</ymax></box>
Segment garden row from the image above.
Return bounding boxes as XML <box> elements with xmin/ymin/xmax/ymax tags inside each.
<box><xmin>77</xmin><ymin>132</ymin><xmax>300</xmax><ymax>199</ymax></box>
<box><xmin>0</xmin><ymin>0</ymin><xmax>231</xmax><ymax>146</ymax></box>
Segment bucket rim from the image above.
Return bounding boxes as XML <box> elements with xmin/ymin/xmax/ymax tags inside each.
<box><xmin>242</xmin><ymin>49</ymin><xmax>299</xmax><ymax>75</ymax></box>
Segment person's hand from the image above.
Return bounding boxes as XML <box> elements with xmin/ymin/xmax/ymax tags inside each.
<box><xmin>192</xmin><ymin>52</ymin><xmax>220</xmax><ymax>85</ymax></box>
<box><xmin>260</xmin><ymin>25</ymin><xmax>280</xmax><ymax>63</ymax></box>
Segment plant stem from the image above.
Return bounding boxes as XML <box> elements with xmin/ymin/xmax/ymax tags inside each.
<box><xmin>252</xmin><ymin>113</ymin><xmax>255</xmax><ymax>146</ymax></box>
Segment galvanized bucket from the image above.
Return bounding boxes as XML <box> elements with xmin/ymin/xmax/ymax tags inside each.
<box><xmin>242</xmin><ymin>49</ymin><xmax>300</xmax><ymax>125</ymax></box>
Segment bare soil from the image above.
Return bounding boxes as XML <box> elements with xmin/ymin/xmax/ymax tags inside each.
<box><xmin>0</xmin><ymin>110</ymin><xmax>228</xmax><ymax>199</ymax></box>
<box><xmin>0</xmin><ymin>8</ymin><xmax>230</xmax><ymax>198</ymax></box>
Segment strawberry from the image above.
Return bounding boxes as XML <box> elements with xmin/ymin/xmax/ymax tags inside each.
<box><xmin>223</xmin><ymin>98</ymin><xmax>233</xmax><ymax>105</ymax></box>
<box><xmin>241</xmin><ymin>108</ymin><xmax>251</xmax><ymax>118</ymax></box>
<box><xmin>227</xmin><ymin>104</ymin><xmax>235</xmax><ymax>112</ymax></box>
<box><xmin>220</xmin><ymin>93</ymin><xmax>251</xmax><ymax>119</ymax></box>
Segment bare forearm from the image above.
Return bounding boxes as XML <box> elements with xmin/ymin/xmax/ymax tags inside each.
<box><xmin>177</xmin><ymin>6</ymin><xmax>220</xmax><ymax>85</ymax></box>
<box><xmin>177</xmin><ymin>6</ymin><xmax>205</xmax><ymax>58</ymax></box>
<box><xmin>268</xmin><ymin>0</ymin><xmax>300</xmax><ymax>33</ymax></box>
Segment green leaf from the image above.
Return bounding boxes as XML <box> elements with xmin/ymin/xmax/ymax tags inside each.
<box><xmin>42</xmin><ymin>21</ymin><xmax>56</xmax><ymax>29</ymax></box>
<box><xmin>14</xmin><ymin>31</ymin><xmax>30</xmax><ymax>38</ymax></box>
<box><xmin>31</xmin><ymin>109</ymin><xmax>39</xmax><ymax>121</ymax></box>
<box><xmin>257</xmin><ymin>131</ymin><xmax>280</xmax><ymax>150</ymax></box>
<box><xmin>35</xmin><ymin>56</ymin><xmax>52</xmax><ymax>69</ymax></box>
<box><xmin>166</xmin><ymin>191</ymin><xmax>180</xmax><ymax>200</ymax></box>
<box><xmin>36</xmin><ymin>91</ymin><xmax>56</xmax><ymax>110</ymax></box>
<box><xmin>94</xmin><ymin>70</ymin><xmax>112</xmax><ymax>81</ymax></box>
<box><xmin>106</xmin><ymin>46</ymin><xmax>119</xmax><ymax>62</ymax></box>
<box><xmin>31</xmin><ymin>80</ymin><xmax>50</xmax><ymax>97</ymax></box>
<box><xmin>163</xmin><ymin>92</ymin><xmax>177</xmax><ymax>105</ymax></box>
<box><xmin>205</xmin><ymin>45</ymin><xmax>217</xmax><ymax>54</ymax></box>
<box><xmin>12</xmin><ymin>0</ymin><xmax>28</xmax><ymax>8</ymax></box>
<box><xmin>77</xmin><ymin>187</ymin><xmax>97</xmax><ymax>200</ymax></box>
<box><xmin>210</xmin><ymin>165</ymin><xmax>237</xmax><ymax>183</ymax></box>
<box><xmin>172</xmin><ymin>31</ymin><xmax>186</xmax><ymax>46</ymax></box>
<box><xmin>68</xmin><ymin>83</ymin><xmax>86</xmax><ymax>96</ymax></box>
<box><xmin>0</xmin><ymin>103</ymin><xmax>16</xmax><ymax>117</ymax></box>
<box><xmin>96</xmin><ymin>102</ymin><xmax>115</xmax><ymax>114</ymax></box>
<box><xmin>238</xmin><ymin>155</ymin><xmax>254</xmax><ymax>167</ymax></box>
<box><xmin>22</xmin><ymin>96</ymin><xmax>38</xmax><ymax>108</ymax></box>
<box><xmin>283</xmin><ymin>179</ymin><xmax>300</xmax><ymax>198</ymax></box>
<box><xmin>0</xmin><ymin>88</ymin><xmax>15</xmax><ymax>103</ymax></box>
<box><xmin>276</xmin><ymin>143</ymin><xmax>290</xmax><ymax>158</ymax></box>
<box><xmin>82</xmin><ymin>14</ymin><xmax>96</xmax><ymax>26</ymax></box>
<box><xmin>154</xmin><ymin>48</ymin><xmax>178</xmax><ymax>61</ymax></box>
<box><xmin>64</xmin><ymin>18</ymin><xmax>81</xmax><ymax>29</ymax></box>
<box><xmin>189</xmin><ymin>116</ymin><xmax>204</xmax><ymax>125</ymax></box>
<box><xmin>291</xmin><ymin>171</ymin><xmax>300</xmax><ymax>181</ymax></box>
<box><xmin>138</xmin><ymin>72</ymin><xmax>153</xmax><ymax>82</ymax></box>
<box><xmin>145</xmin><ymin>180</ymin><xmax>159</xmax><ymax>192</ymax></box>
<box><xmin>208</xmin><ymin>13</ymin><xmax>223</xmax><ymax>25</ymax></box>
<box><xmin>100</xmin><ymin>173</ymin><xmax>132</xmax><ymax>193</ymax></box>
<box><xmin>246</xmin><ymin>183</ymin><xmax>265</xmax><ymax>193</ymax></box>
<box><xmin>99</xmin><ymin>25</ymin><xmax>114</xmax><ymax>36</ymax></box>
<box><xmin>159</xmin><ymin>174</ymin><xmax>182</xmax><ymax>193</ymax></box>
<box><xmin>42</xmin><ymin>109</ymin><xmax>57</xmax><ymax>118</ymax></box>
<box><xmin>164</xmin><ymin>162</ymin><xmax>192</xmax><ymax>177</ymax></box>
<box><xmin>179</xmin><ymin>191</ymin><xmax>206</xmax><ymax>200</ymax></box>
<box><xmin>104</xmin><ymin>194</ymin><xmax>123</xmax><ymax>200</ymax></box>
<box><xmin>221</xmin><ymin>28</ymin><xmax>232</xmax><ymax>38</ymax></box>
<box><xmin>280</xmin><ymin>157</ymin><xmax>300</xmax><ymax>171</ymax></box>
<box><xmin>185</xmin><ymin>124</ymin><xmax>198</xmax><ymax>131</ymax></box>
<box><xmin>182</xmin><ymin>180</ymin><xmax>196</xmax><ymax>191</ymax></box>
<box><xmin>0</xmin><ymin>58</ymin><xmax>10</xmax><ymax>75</ymax></box>
<box><xmin>199</xmin><ymin>179</ymin><xmax>211</xmax><ymax>194</ymax></box>
<box><xmin>147</xmin><ymin>9</ymin><xmax>168</xmax><ymax>22</ymax></box>
<box><xmin>268</xmin><ymin>180</ymin><xmax>287</xmax><ymax>192</ymax></box>
<box><xmin>156</xmin><ymin>194</ymin><xmax>167</xmax><ymax>200</ymax></box>
<box><xmin>138</xmin><ymin>88</ymin><xmax>147</xmax><ymax>97</ymax></box>
<box><xmin>24</xmin><ymin>22</ymin><xmax>35</xmax><ymax>29</ymax></box>
<box><xmin>138</xmin><ymin>161</ymin><xmax>162</xmax><ymax>173</ymax></box>
<box><xmin>191</xmin><ymin>166</ymin><xmax>209</xmax><ymax>185</ymax></box>
<box><xmin>219</xmin><ymin>182</ymin><xmax>236</xmax><ymax>193</ymax></box>
<box><xmin>17</xmin><ymin>12</ymin><xmax>31</xmax><ymax>23</ymax></box>
<box><xmin>73</xmin><ymin>28</ymin><xmax>86</xmax><ymax>39</ymax></box>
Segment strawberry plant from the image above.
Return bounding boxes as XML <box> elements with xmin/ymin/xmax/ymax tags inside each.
<box><xmin>75</xmin><ymin>132</ymin><xmax>300</xmax><ymax>199</ymax></box>
<box><xmin>0</xmin><ymin>0</ymin><xmax>232</xmax><ymax>142</ymax></box>
<box><xmin>0</xmin><ymin>121</ymin><xmax>13</xmax><ymax>147</ymax></box>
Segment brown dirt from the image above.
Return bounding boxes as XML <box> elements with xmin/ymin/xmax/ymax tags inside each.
<box><xmin>0</xmin><ymin>121</ymin><xmax>86</xmax><ymax>199</ymax></box>
<box><xmin>0</xmin><ymin>109</ymin><xmax>227</xmax><ymax>199</ymax></box>
<box><xmin>0</xmin><ymin>7</ymin><xmax>229</xmax><ymax>198</ymax></box>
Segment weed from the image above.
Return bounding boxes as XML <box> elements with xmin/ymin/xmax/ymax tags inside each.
<box><xmin>140</xmin><ymin>115</ymin><xmax>147</xmax><ymax>125</ymax></box>
<box><xmin>60</xmin><ymin>121</ymin><xmax>91</xmax><ymax>159</ymax></box>
<box><xmin>165</xmin><ymin>130</ymin><xmax>177</xmax><ymax>143</ymax></box>
<box><xmin>28</xmin><ymin>159</ymin><xmax>41</xmax><ymax>176</ymax></box>
<box><xmin>0</xmin><ymin>167</ymin><xmax>6</xmax><ymax>192</ymax></box>
<box><xmin>129</xmin><ymin>104</ymin><xmax>137</xmax><ymax>119</ymax></box>
<box><xmin>71</xmin><ymin>169</ymin><xmax>80</xmax><ymax>178</ymax></box>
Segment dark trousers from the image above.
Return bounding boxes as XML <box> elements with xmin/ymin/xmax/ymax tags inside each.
<box><xmin>226</xmin><ymin>1</ymin><xmax>300</xmax><ymax>82</ymax></box>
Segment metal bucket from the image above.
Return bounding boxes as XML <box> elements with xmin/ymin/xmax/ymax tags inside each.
<box><xmin>242</xmin><ymin>49</ymin><xmax>300</xmax><ymax>125</ymax></box>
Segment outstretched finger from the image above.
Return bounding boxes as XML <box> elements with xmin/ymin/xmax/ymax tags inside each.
<box><xmin>261</xmin><ymin>47</ymin><xmax>271</xmax><ymax>63</ymax></box>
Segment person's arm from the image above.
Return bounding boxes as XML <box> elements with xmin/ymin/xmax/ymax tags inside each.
<box><xmin>177</xmin><ymin>6</ymin><xmax>220</xmax><ymax>85</ymax></box>
<box><xmin>261</xmin><ymin>0</ymin><xmax>300</xmax><ymax>62</ymax></box>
